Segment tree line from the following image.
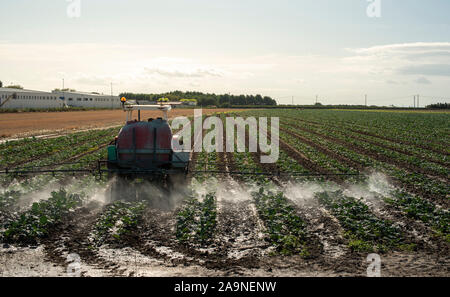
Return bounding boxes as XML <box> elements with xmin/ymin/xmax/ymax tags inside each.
<box><xmin>0</xmin><ymin>80</ymin><xmax>24</xmax><ymax>89</ymax></box>
<box><xmin>426</xmin><ymin>103</ymin><xmax>449</xmax><ymax>109</ymax></box>
<box><xmin>119</xmin><ymin>90</ymin><xmax>277</xmax><ymax>107</ymax></box>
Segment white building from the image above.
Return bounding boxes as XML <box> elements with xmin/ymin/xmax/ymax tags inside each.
<box><xmin>0</xmin><ymin>87</ymin><xmax>121</xmax><ymax>109</ymax></box>
<box><xmin>60</xmin><ymin>90</ymin><xmax>121</xmax><ymax>109</ymax></box>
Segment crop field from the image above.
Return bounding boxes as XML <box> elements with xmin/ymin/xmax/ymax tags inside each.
<box><xmin>0</xmin><ymin>109</ymin><xmax>448</xmax><ymax>276</ymax></box>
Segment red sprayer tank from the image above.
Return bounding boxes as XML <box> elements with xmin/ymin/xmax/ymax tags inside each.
<box><xmin>116</xmin><ymin>118</ymin><xmax>172</xmax><ymax>169</ymax></box>
<box><xmin>106</xmin><ymin>100</ymin><xmax>190</xmax><ymax>176</ymax></box>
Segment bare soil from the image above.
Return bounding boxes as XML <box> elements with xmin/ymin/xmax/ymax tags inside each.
<box><xmin>0</xmin><ymin>108</ymin><xmax>240</xmax><ymax>139</ymax></box>
<box><xmin>2</xmin><ymin>191</ymin><xmax>448</xmax><ymax>277</ymax></box>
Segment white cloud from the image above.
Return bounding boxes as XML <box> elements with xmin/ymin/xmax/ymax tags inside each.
<box><xmin>189</xmin><ymin>81</ymin><xmax>201</xmax><ymax>87</ymax></box>
<box><xmin>74</xmin><ymin>75</ymin><xmax>113</xmax><ymax>86</ymax></box>
<box><xmin>415</xmin><ymin>77</ymin><xmax>432</xmax><ymax>84</ymax></box>
<box><xmin>386</xmin><ymin>80</ymin><xmax>399</xmax><ymax>85</ymax></box>
<box><xmin>400</xmin><ymin>64</ymin><xmax>450</xmax><ymax>77</ymax></box>
<box><xmin>144</xmin><ymin>66</ymin><xmax>224</xmax><ymax>78</ymax></box>
<box><xmin>345</xmin><ymin>42</ymin><xmax>450</xmax><ymax>77</ymax></box>
<box><xmin>141</xmin><ymin>57</ymin><xmax>227</xmax><ymax>78</ymax></box>
<box><xmin>349</xmin><ymin>42</ymin><xmax>450</xmax><ymax>56</ymax></box>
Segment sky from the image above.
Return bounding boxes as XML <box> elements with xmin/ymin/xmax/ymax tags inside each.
<box><xmin>0</xmin><ymin>0</ymin><xmax>450</xmax><ymax>106</ymax></box>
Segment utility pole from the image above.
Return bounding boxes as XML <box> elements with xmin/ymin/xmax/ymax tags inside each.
<box><xmin>365</xmin><ymin>94</ymin><xmax>367</xmax><ymax>106</ymax></box>
<box><xmin>315</xmin><ymin>95</ymin><xmax>318</xmax><ymax>104</ymax></box>
<box><xmin>292</xmin><ymin>96</ymin><xmax>294</xmax><ymax>105</ymax></box>
<box><xmin>413</xmin><ymin>95</ymin><xmax>416</xmax><ymax>108</ymax></box>
<box><xmin>417</xmin><ymin>94</ymin><xmax>420</xmax><ymax>108</ymax></box>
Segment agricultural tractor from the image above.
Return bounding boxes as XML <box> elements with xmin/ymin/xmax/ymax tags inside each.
<box><xmin>106</xmin><ymin>98</ymin><xmax>191</xmax><ymax>203</ymax></box>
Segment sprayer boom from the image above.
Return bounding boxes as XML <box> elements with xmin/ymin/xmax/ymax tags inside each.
<box><xmin>123</xmin><ymin>102</ymin><xmax>172</xmax><ymax>122</ymax></box>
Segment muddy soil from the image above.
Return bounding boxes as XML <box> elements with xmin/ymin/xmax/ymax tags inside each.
<box><xmin>1</xmin><ymin>174</ymin><xmax>449</xmax><ymax>277</ymax></box>
<box><xmin>2</xmin><ymin>194</ymin><xmax>448</xmax><ymax>277</ymax></box>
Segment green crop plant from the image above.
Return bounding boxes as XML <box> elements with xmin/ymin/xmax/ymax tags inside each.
<box><xmin>0</xmin><ymin>190</ymin><xmax>21</xmax><ymax>211</ymax></box>
<box><xmin>176</xmin><ymin>198</ymin><xmax>198</xmax><ymax>243</ymax></box>
<box><xmin>316</xmin><ymin>190</ymin><xmax>404</xmax><ymax>253</ymax></box>
<box><xmin>0</xmin><ymin>127</ymin><xmax>119</xmax><ymax>169</ymax></box>
<box><xmin>385</xmin><ymin>191</ymin><xmax>449</xmax><ymax>241</ymax></box>
<box><xmin>252</xmin><ymin>188</ymin><xmax>309</xmax><ymax>256</ymax></box>
<box><xmin>92</xmin><ymin>201</ymin><xmax>146</xmax><ymax>245</ymax></box>
<box><xmin>2</xmin><ymin>189</ymin><xmax>84</xmax><ymax>244</ymax></box>
<box><xmin>176</xmin><ymin>192</ymin><xmax>217</xmax><ymax>246</ymax></box>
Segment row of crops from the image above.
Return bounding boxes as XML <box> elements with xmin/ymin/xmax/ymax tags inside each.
<box><xmin>0</xmin><ymin>109</ymin><xmax>448</xmax><ymax>269</ymax></box>
<box><xmin>171</xmin><ymin>111</ymin><xmax>446</xmax><ymax>257</ymax></box>
<box><xmin>254</xmin><ymin>110</ymin><xmax>447</xmax><ymax>240</ymax></box>
<box><xmin>0</xmin><ymin>127</ymin><xmax>119</xmax><ymax>245</ymax></box>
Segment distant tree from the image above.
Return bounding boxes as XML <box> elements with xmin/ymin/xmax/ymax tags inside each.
<box><xmin>426</xmin><ymin>102</ymin><xmax>449</xmax><ymax>109</ymax></box>
<box><xmin>53</xmin><ymin>88</ymin><xmax>76</xmax><ymax>92</ymax></box>
<box><xmin>5</xmin><ymin>85</ymin><xmax>23</xmax><ymax>89</ymax></box>
<box><xmin>219</xmin><ymin>94</ymin><xmax>230</xmax><ymax>105</ymax></box>
<box><xmin>119</xmin><ymin>91</ymin><xmax>277</xmax><ymax>106</ymax></box>
<box><xmin>0</xmin><ymin>80</ymin><xmax>2</xmax><ymax>88</ymax></box>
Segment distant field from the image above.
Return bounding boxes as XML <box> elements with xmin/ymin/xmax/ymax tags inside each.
<box><xmin>330</xmin><ymin>109</ymin><xmax>450</xmax><ymax>114</ymax></box>
<box><xmin>0</xmin><ymin>108</ymin><xmax>240</xmax><ymax>139</ymax></box>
